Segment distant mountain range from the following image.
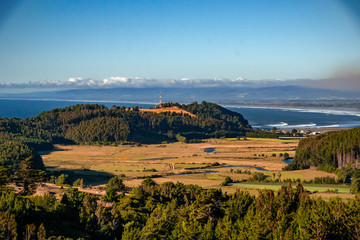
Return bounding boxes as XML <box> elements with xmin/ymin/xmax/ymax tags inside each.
<box><xmin>1</xmin><ymin>85</ymin><xmax>359</xmax><ymax>107</ymax></box>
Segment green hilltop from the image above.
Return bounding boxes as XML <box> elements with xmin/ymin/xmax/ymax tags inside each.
<box><xmin>0</xmin><ymin>101</ymin><xmax>251</xmax><ymax>148</ymax></box>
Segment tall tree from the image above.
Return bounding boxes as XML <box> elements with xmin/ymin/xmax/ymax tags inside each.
<box><xmin>13</xmin><ymin>157</ymin><xmax>46</xmax><ymax>195</ymax></box>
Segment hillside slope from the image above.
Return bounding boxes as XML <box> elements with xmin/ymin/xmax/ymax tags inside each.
<box><xmin>286</xmin><ymin>128</ymin><xmax>360</xmax><ymax>170</ymax></box>
<box><xmin>0</xmin><ymin>101</ymin><xmax>251</xmax><ymax>146</ymax></box>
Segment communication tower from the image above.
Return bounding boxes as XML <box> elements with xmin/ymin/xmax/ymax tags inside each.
<box><xmin>159</xmin><ymin>92</ymin><xmax>162</xmax><ymax>108</ymax></box>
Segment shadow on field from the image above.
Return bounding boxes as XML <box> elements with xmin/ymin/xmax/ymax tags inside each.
<box><xmin>38</xmin><ymin>144</ymin><xmax>70</xmax><ymax>155</ymax></box>
<box><xmin>46</xmin><ymin>167</ymin><xmax>115</xmax><ymax>186</ymax></box>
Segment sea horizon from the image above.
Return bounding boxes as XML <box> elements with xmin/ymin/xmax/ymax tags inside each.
<box><xmin>1</xmin><ymin>98</ymin><xmax>359</xmax><ymax>130</ymax></box>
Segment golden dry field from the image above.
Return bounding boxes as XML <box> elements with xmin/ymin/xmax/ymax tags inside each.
<box><xmin>41</xmin><ymin>137</ymin><xmax>352</xmax><ymax>199</ymax></box>
<box><xmin>139</xmin><ymin>106</ymin><xmax>196</xmax><ymax>117</ymax></box>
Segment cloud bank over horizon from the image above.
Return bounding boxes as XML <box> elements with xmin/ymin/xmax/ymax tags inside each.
<box><xmin>0</xmin><ymin>76</ymin><xmax>305</xmax><ymax>88</ymax></box>
<box><xmin>1</xmin><ymin>75</ymin><xmax>360</xmax><ymax>91</ymax></box>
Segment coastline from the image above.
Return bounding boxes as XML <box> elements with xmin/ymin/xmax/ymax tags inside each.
<box><xmin>224</xmin><ymin>104</ymin><xmax>360</xmax><ymax>117</ymax></box>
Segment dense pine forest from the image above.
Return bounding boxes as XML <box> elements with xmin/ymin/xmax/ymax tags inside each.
<box><xmin>286</xmin><ymin>127</ymin><xmax>360</xmax><ymax>170</ymax></box>
<box><xmin>285</xmin><ymin>128</ymin><xmax>360</xmax><ymax>187</ymax></box>
<box><xmin>1</xmin><ymin>179</ymin><xmax>360</xmax><ymax>239</ymax></box>
<box><xmin>0</xmin><ymin>101</ymin><xmax>251</xmax><ymax>149</ymax></box>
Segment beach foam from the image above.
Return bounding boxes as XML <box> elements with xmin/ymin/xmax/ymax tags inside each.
<box><xmin>267</xmin><ymin>122</ymin><xmax>317</xmax><ymax>129</ymax></box>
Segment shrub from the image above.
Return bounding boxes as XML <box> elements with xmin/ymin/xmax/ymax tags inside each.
<box><xmin>221</xmin><ymin>176</ymin><xmax>233</xmax><ymax>186</ymax></box>
<box><xmin>250</xmin><ymin>172</ymin><xmax>268</xmax><ymax>182</ymax></box>
<box><xmin>176</xmin><ymin>134</ymin><xmax>187</xmax><ymax>143</ymax></box>
<box><xmin>107</xmin><ymin>176</ymin><xmax>125</xmax><ymax>191</ymax></box>
<box><xmin>351</xmin><ymin>178</ymin><xmax>360</xmax><ymax>194</ymax></box>
<box><xmin>55</xmin><ymin>174</ymin><xmax>69</xmax><ymax>186</ymax></box>
<box><xmin>103</xmin><ymin>187</ymin><xmax>117</xmax><ymax>202</ymax></box>
<box><xmin>73</xmin><ymin>178</ymin><xmax>84</xmax><ymax>187</ymax></box>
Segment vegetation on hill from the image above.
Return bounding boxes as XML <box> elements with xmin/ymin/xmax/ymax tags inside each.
<box><xmin>0</xmin><ymin>101</ymin><xmax>251</xmax><ymax>147</ymax></box>
<box><xmin>0</xmin><ymin>141</ymin><xmax>44</xmax><ymax>170</ymax></box>
<box><xmin>286</xmin><ymin>128</ymin><xmax>360</xmax><ymax>171</ymax></box>
<box><xmin>285</xmin><ymin>128</ymin><xmax>360</xmax><ymax>185</ymax></box>
<box><xmin>0</xmin><ymin>141</ymin><xmax>46</xmax><ymax>196</ymax></box>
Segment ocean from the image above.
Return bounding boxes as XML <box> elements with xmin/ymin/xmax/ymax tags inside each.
<box><xmin>0</xmin><ymin>99</ymin><xmax>359</xmax><ymax>129</ymax></box>
<box><xmin>228</xmin><ymin>106</ymin><xmax>360</xmax><ymax>129</ymax></box>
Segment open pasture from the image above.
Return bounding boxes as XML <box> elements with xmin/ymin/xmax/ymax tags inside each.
<box><xmin>42</xmin><ymin>137</ymin><xmax>296</xmax><ymax>175</ymax></box>
<box><xmin>41</xmin><ymin>137</ymin><xmax>351</xmax><ymax>199</ymax></box>
<box><xmin>232</xmin><ymin>183</ymin><xmax>351</xmax><ymax>193</ymax></box>
<box><xmin>230</xmin><ymin>182</ymin><xmax>354</xmax><ymax>200</ymax></box>
<box><xmin>246</xmin><ymin>137</ymin><xmax>301</xmax><ymax>143</ymax></box>
<box><xmin>139</xmin><ymin>106</ymin><xmax>196</xmax><ymax>117</ymax></box>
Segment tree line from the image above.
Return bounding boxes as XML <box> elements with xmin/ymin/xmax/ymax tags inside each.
<box><xmin>1</xmin><ymin>178</ymin><xmax>360</xmax><ymax>239</ymax></box>
<box><xmin>285</xmin><ymin>127</ymin><xmax>360</xmax><ymax>187</ymax></box>
<box><xmin>286</xmin><ymin>127</ymin><xmax>360</xmax><ymax>171</ymax></box>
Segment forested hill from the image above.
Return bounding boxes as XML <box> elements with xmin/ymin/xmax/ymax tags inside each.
<box><xmin>0</xmin><ymin>101</ymin><xmax>251</xmax><ymax>147</ymax></box>
<box><xmin>286</xmin><ymin>127</ymin><xmax>360</xmax><ymax>170</ymax></box>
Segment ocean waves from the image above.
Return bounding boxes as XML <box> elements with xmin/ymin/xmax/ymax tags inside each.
<box><xmin>229</xmin><ymin>105</ymin><xmax>360</xmax><ymax>130</ymax></box>
<box><xmin>268</xmin><ymin>122</ymin><xmax>289</xmax><ymax>127</ymax></box>
<box><xmin>266</xmin><ymin>122</ymin><xmax>342</xmax><ymax>129</ymax></box>
<box><xmin>228</xmin><ymin>105</ymin><xmax>360</xmax><ymax>117</ymax></box>
<box><xmin>281</xmin><ymin>108</ymin><xmax>360</xmax><ymax>118</ymax></box>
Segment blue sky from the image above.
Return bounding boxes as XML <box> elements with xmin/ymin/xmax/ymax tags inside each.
<box><xmin>0</xmin><ymin>0</ymin><xmax>359</xmax><ymax>84</ymax></box>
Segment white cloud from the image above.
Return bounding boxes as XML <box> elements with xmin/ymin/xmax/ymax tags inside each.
<box><xmin>67</xmin><ymin>77</ymin><xmax>80</xmax><ymax>82</ymax></box>
<box><xmin>0</xmin><ymin>82</ymin><xmax>12</xmax><ymax>86</ymax></box>
<box><xmin>2</xmin><ymin>76</ymin><xmax>349</xmax><ymax>90</ymax></box>
<box><xmin>103</xmin><ymin>77</ymin><xmax>129</xmax><ymax>84</ymax></box>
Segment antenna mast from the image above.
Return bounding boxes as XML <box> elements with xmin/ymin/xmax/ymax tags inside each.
<box><xmin>154</xmin><ymin>97</ymin><xmax>157</xmax><ymax>108</ymax></box>
<box><xmin>159</xmin><ymin>92</ymin><xmax>162</xmax><ymax>108</ymax></box>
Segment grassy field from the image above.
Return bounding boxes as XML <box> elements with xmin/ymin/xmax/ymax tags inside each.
<box><xmin>232</xmin><ymin>183</ymin><xmax>351</xmax><ymax>193</ymax></box>
<box><xmin>246</xmin><ymin>137</ymin><xmax>300</xmax><ymax>143</ymax></box>
<box><xmin>40</xmin><ymin>137</ymin><xmax>351</xmax><ymax>199</ymax></box>
<box><xmin>230</xmin><ymin>183</ymin><xmax>354</xmax><ymax>200</ymax></box>
<box><xmin>139</xmin><ymin>106</ymin><xmax>196</xmax><ymax>117</ymax></box>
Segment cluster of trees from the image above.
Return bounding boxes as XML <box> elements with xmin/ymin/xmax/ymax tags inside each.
<box><xmin>0</xmin><ymin>141</ymin><xmax>46</xmax><ymax>196</ymax></box>
<box><xmin>287</xmin><ymin>127</ymin><xmax>360</xmax><ymax>171</ymax></box>
<box><xmin>245</xmin><ymin>128</ymin><xmax>303</xmax><ymax>139</ymax></box>
<box><xmin>285</xmin><ymin>127</ymin><xmax>360</xmax><ymax>187</ymax></box>
<box><xmin>311</xmin><ymin>176</ymin><xmax>337</xmax><ymax>184</ymax></box>
<box><xmin>0</xmin><ymin>141</ymin><xmax>44</xmax><ymax>170</ymax></box>
<box><xmin>0</xmin><ymin>133</ymin><xmax>53</xmax><ymax>152</ymax></box>
<box><xmin>0</xmin><ymin>102</ymin><xmax>251</xmax><ymax>147</ymax></box>
<box><xmin>1</xmin><ymin>179</ymin><xmax>360</xmax><ymax>239</ymax></box>
<box><xmin>245</xmin><ymin>129</ymin><xmax>278</xmax><ymax>138</ymax></box>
